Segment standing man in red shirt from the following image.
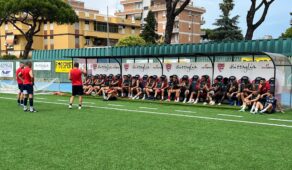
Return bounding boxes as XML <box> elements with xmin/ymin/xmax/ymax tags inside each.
<box><xmin>69</xmin><ymin>62</ymin><xmax>86</xmax><ymax>109</ymax></box>
<box><xmin>16</xmin><ymin>62</ymin><xmax>24</xmax><ymax>106</ymax></box>
<box><xmin>18</xmin><ymin>61</ymin><xmax>37</xmax><ymax>112</ymax></box>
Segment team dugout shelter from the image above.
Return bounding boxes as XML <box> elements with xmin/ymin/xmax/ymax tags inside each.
<box><xmin>32</xmin><ymin>39</ymin><xmax>292</xmax><ymax>108</ymax></box>
<box><xmin>62</xmin><ymin>51</ymin><xmax>292</xmax><ymax>109</ymax></box>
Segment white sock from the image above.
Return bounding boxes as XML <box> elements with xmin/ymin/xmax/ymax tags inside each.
<box><xmin>250</xmin><ymin>105</ymin><xmax>255</xmax><ymax>112</ymax></box>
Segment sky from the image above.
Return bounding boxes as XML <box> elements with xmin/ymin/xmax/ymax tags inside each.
<box><xmin>83</xmin><ymin>0</ymin><xmax>291</xmax><ymax>39</ymax></box>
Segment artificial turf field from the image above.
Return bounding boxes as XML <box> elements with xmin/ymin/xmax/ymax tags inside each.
<box><xmin>0</xmin><ymin>93</ymin><xmax>292</xmax><ymax>170</ymax></box>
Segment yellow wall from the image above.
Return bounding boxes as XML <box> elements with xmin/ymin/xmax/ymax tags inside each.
<box><xmin>0</xmin><ymin>10</ymin><xmax>141</xmax><ymax>57</ymax></box>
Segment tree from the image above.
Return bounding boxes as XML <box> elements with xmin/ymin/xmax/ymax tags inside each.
<box><xmin>245</xmin><ymin>0</ymin><xmax>275</xmax><ymax>40</ymax></box>
<box><xmin>164</xmin><ymin>0</ymin><xmax>191</xmax><ymax>44</ymax></box>
<box><xmin>212</xmin><ymin>0</ymin><xmax>243</xmax><ymax>41</ymax></box>
<box><xmin>280</xmin><ymin>27</ymin><xmax>292</xmax><ymax>38</ymax></box>
<box><xmin>201</xmin><ymin>28</ymin><xmax>215</xmax><ymax>41</ymax></box>
<box><xmin>116</xmin><ymin>35</ymin><xmax>146</xmax><ymax>47</ymax></box>
<box><xmin>0</xmin><ymin>0</ymin><xmax>78</xmax><ymax>59</ymax></box>
<box><xmin>140</xmin><ymin>11</ymin><xmax>159</xmax><ymax>44</ymax></box>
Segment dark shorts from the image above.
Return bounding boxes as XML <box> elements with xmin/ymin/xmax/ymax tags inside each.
<box><xmin>23</xmin><ymin>84</ymin><xmax>34</xmax><ymax>95</ymax></box>
<box><xmin>18</xmin><ymin>84</ymin><xmax>24</xmax><ymax>93</ymax></box>
<box><xmin>72</xmin><ymin>85</ymin><xmax>84</xmax><ymax>96</ymax></box>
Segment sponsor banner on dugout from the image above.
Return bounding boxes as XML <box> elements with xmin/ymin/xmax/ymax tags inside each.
<box><xmin>0</xmin><ymin>62</ymin><xmax>14</xmax><ymax>78</ymax></box>
<box><xmin>34</xmin><ymin>62</ymin><xmax>51</xmax><ymax>71</ymax></box>
<box><xmin>214</xmin><ymin>61</ymin><xmax>274</xmax><ymax>80</ymax></box>
<box><xmin>55</xmin><ymin>60</ymin><xmax>72</xmax><ymax>73</ymax></box>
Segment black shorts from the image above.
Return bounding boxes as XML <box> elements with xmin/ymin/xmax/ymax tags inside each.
<box><xmin>72</xmin><ymin>85</ymin><xmax>84</xmax><ymax>96</ymax></box>
<box><xmin>18</xmin><ymin>84</ymin><xmax>24</xmax><ymax>93</ymax></box>
<box><xmin>23</xmin><ymin>84</ymin><xmax>34</xmax><ymax>95</ymax></box>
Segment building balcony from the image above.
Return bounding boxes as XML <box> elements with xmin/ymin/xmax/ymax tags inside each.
<box><xmin>115</xmin><ymin>9</ymin><xmax>143</xmax><ymax>16</ymax></box>
<box><xmin>173</xmin><ymin>28</ymin><xmax>179</xmax><ymax>33</ymax></box>
<box><xmin>121</xmin><ymin>0</ymin><xmax>142</xmax><ymax>5</ymax></box>
<box><xmin>84</xmin><ymin>30</ymin><xmax>129</xmax><ymax>40</ymax></box>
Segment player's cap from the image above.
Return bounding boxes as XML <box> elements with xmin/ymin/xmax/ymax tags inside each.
<box><xmin>143</xmin><ymin>75</ymin><xmax>148</xmax><ymax>80</ymax></box>
<box><xmin>229</xmin><ymin>76</ymin><xmax>236</xmax><ymax>81</ymax></box>
<box><xmin>182</xmin><ymin>75</ymin><xmax>189</xmax><ymax>80</ymax></box>
<box><xmin>160</xmin><ymin>75</ymin><xmax>166</xmax><ymax>80</ymax></box>
<box><xmin>192</xmin><ymin>75</ymin><xmax>199</xmax><ymax>81</ymax></box>
<box><xmin>216</xmin><ymin>75</ymin><xmax>223</xmax><ymax>81</ymax></box>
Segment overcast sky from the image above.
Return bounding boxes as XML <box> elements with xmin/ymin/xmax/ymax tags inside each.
<box><xmin>83</xmin><ymin>0</ymin><xmax>291</xmax><ymax>39</ymax></box>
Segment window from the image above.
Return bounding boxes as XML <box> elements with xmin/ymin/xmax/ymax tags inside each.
<box><xmin>50</xmin><ymin>23</ymin><xmax>54</xmax><ymax>30</ymax></box>
<box><xmin>131</xmin><ymin>27</ymin><xmax>135</xmax><ymax>34</ymax></box>
<box><xmin>44</xmin><ymin>21</ymin><xmax>48</xmax><ymax>31</ymax></box>
<box><xmin>162</xmin><ymin>23</ymin><xmax>166</xmax><ymax>30</ymax></box>
<box><xmin>50</xmin><ymin>37</ymin><xmax>54</xmax><ymax>49</ymax></box>
<box><xmin>85</xmin><ymin>20</ymin><xmax>90</xmax><ymax>31</ymax></box>
<box><xmin>163</xmin><ymin>11</ymin><xmax>166</xmax><ymax>17</ymax></box>
<box><xmin>93</xmin><ymin>21</ymin><xmax>118</xmax><ymax>33</ymax></box>
<box><xmin>189</xmin><ymin>23</ymin><xmax>191</xmax><ymax>30</ymax></box>
<box><xmin>85</xmin><ymin>37</ymin><xmax>90</xmax><ymax>46</ymax></box>
<box><xmin>75</xmin><ymin>36</ymin><xmax>80</xmax><ymax>48</ymax></box>
<box><xmin>135</xmin><ymin>2</ymin><xmax>142</xmax><ymax>9</ymax></box>
<box><xmin>85</xmin><ymin>12</ymin><xmax>90</xmax><ymax>18</ymax></box>
<box><xmin>188</xmin><ymin>35</ymin><xmax>191</xmax><ymax>42</ymax></box>
<box><xmin>75</xmin><ymin>22</ymin><xmax>80</xmax><ymax>30</ymax></box>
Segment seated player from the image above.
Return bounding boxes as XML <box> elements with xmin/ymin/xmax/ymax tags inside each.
<box><xmin>99</xmin><ymin>74</ymin><xmax>113</xmax><ymax>96</ymax></box>
<box><xmin>251</xmin><ymin>77</ymin><xmax>262</xmax><ymax>92</ymax></box>
<box><xmin>179</xmin><ymin>75</ymin><xmax>190</xmax><ymax>103</ymax></box>
<box><xmin>239</xmin><ymin>91</ymin><xmax>260</xmax><ymax>112</ymax></box>
<box><xmin>83</xmin><ymin>75</ymin><xmax>92</xmax><ymax>94</ymax></box>
<box><xmin>133</xmin><ymin>75</ymin><xmax>148</xmax><ymax>100</ymax></box>
<box><xmin>226</xmin><ymin>76</ymin><xmax>239</xmax><ymax>106</ymax></box>
<box><xmin>130</xmin><ymin>75</ymin><xmax>140</xmax><ymax>98</ymax></box>
<box><xmin>119</xmin><ymin>74</ymin><xmax>131</xmax><ymax>97</ymax></box>
<box><xmin>153</xmin><ymin>75</ymin><xmax>168</xmax><ymax>100</ymax></box>
<box><xmin>217</xmin><ymin>77</ymin><xmax>229</xmax><ymax>105</ymax></box>
<box><xmin>252</xmin><ymin>91</ymin><xmax>276</xmax><ymax>114</ymax></box>
<box><xmin>167</xmin><ymin>75</ymin><xmax>180</xmax><ymax>102</ymax></box>
<box><xmin>143</xmin><ymin>75</ymin><xmax>157</xmax><ymax>100</ymax></box>
<box><xmin>188</xmin><ymin>75</ymin><xmax>200</xmax><ymax>103</ymax></box>
<box><xmin>237</xmin><ymin>76</ymin><xmax>252</xmax><ymax>106</ymax></box>
<box><xmin>85</xmin><ymin>75</ymin><xmax>98</xmax><ymax>95</ymax></box>
<box><xmin>208</xmin><ymin>75</ymin><xmax>223</xmax><ymax>105</ymax></box>
<box><xmin>103</xmin><ymin>87</ymin><xmax>118</xmax><ymax>101</ymax></box>
<box><xmin>93</xmin><ymin>74</ymin><xmax>105</xmax><ymax>95</ymax></box>
<box><xmin>194</xmin><ymin>75</ymin><xmax>210</xmax><ymax>104</ymax></box>
<box><xmin>111</xmin><ymin>74</ymin><xmax>122</xmax><ymax>91</ymax></box>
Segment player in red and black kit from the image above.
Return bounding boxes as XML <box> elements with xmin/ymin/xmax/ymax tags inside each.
<box><xmin>16</xmin><ymin>62</ymin><xmax>24</xmax><ymax>106</ymax></box>
<box><xmin>68</xmin><ymin>62</ymin><xmax>86</xmax><ymax>109</ymax></box>
<box><xmin>18</xmin><ymin>61</ymin><xmax>36</xmax><ymax>112</ymax></box>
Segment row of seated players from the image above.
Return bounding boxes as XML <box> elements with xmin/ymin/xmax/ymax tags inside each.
<box><xmin>82</xmin><ymin>74</ymin><xmax>281</xmax><ymax>113</ymax></box>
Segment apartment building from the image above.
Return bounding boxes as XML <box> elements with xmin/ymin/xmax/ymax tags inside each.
<box><xmin>116</xmin><ymin>0</ymin><xmax>206</xmax><ymax>44</ymax></box>
<box><xmin>0</xmin><ymin>0</ymin><xmax>141</xmax><ymax>57</ymax></box>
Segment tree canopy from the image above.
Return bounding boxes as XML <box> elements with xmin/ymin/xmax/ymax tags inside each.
<box><xmin>280</xmin><ymin>27</ymin><xmax>292</xmax><ymax>38</ymax></box>
<box><xmin>212</xmin><ymin>0</ymin><xmax>243</xmax><ymax>41</ymax></box>
<box><xmin>116</xmin><ymin>35</ymin><xmax>146</xmax><ymax>47</ymax></box>
<box><xmin>140</xmin><ymin>11</ymin><xmax>159</xmax><ymax>44</ymax></box>
<box><xmin>0</xmin><ymin>0</ymin><xmax>78</xmax><ymax>58</ymax></box>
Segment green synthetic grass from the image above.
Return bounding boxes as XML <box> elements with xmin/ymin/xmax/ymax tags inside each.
<box><xmin>0</xmin><ymin>93</ymin><xmax>292</xmax><ymax>170</ymax></box>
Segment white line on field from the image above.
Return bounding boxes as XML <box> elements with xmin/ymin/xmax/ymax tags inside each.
<box><xmin>108</xmin><ymin>104</ymin><xmax>124</xmax><ymax>107</ymax></box>
<box><xmin>58</xmin><ymin>99</ymin><xmax>68</xmax><ymax>102</ymax></box>
<box><xmin>269</xmin><ymin>118</ymin><xmax>292</xmax><ymax>123</ymax></box>
<box><xmin>175</xmin><ymin>110</ymin><xmax>197</xmax><ymax>114</ymax></box>
<box><xmin>218</xmin><ymin>114</ymin><xmax>243</xmax><ymax>118</ymax></box>
<box><xmin>83</xmin><ymin>101</ymin><xmax>95</xmax><ymax>104</ymax></box>
<box><xmin>139</xmin><ymin>107</ymin><xmax>158</xmax><ymax>110</ymax></box>
<box><xmin>36</xmin><ymin>98</ymin><xmax>46</xmax><ymax>100</ymax></box>
<box><xmin>0</xmin><ymin>96</ymin><xmax>292</xmax><ymax>129</ymax></box>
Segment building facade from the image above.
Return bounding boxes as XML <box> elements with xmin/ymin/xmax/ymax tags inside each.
<box><xmin>0</xmin><ymin>0</ymin><xmax>141</xmax><ymax>57</ymax></box>
<box><xmin>116</xmin><ymin>0</ymin><xmax>206</xmax><ymax>44</ymax></box>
